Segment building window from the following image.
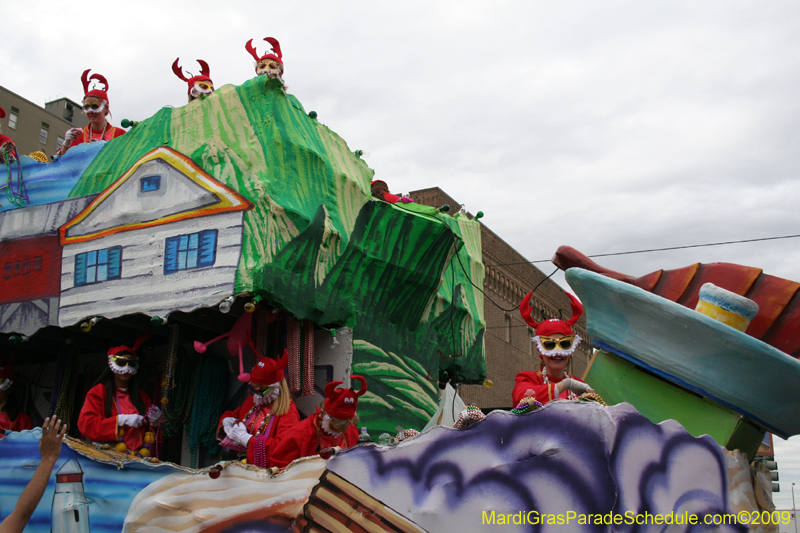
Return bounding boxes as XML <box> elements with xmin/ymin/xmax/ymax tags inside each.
<box><xmin>75</xmin><ymin>247</ymin><xmax>122</xmax><ymax>286</ymax></box>
<box><xmin>3</xmin><ymin>256</ymin><xmax>43</xmax><ymax>280</ymax></box>
<box><xmin>8</xmin><ymin>107</ymin><xmax>19</xmax><ymax>130</ymax></box>
<box><xmin>528</xmin><ymin>328</ymin><xmax>535</xmax><ymax>355</ymax></box>
<box><xmin>504</xmin><ymin>314</ymin><xmax>512</xmax><ymax>343</ymax></box>
<box><xmin>39</xmin><ymin>123</ymin><xmax>49</xmax><ymax>144</ymax></box>
<box><xmin>57</xmin><ymin>136</ymin><xmax>65</xmax><ymax>149</ymax></box>
<box><xmin>140</xmin><ymin>175</ymin><xmax>161</xmax><ymax>192</ymax></box>
<box><xmin>164</xmin><ymin>229</ymin><xmax>217</xmax><ymax>274</ymax></box>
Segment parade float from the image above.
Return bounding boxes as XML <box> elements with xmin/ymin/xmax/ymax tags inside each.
<box><xmin>1</xmin><ymin>42</ymin><xmax>796</xmax><ymax>532</ymax></box>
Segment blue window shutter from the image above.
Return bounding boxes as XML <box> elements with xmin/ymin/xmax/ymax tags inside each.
<box><xmin>198</xmin><ymin>230</ymin><xmax>218</xmax><ymax>267</ymax></box>
<box><xmin>75</xmin><ymin>253</ymin><xmax>87</xmax><ymax>286</ymax></box>
<box><xmin>107</xmin><ymin>247</ymin><xmax>122</xmax><ymax>279</ymax></box>
<box><xmin>164</xmin><ymin>237</ymin><xmax>179</xmax><ymax>275</ymax></box>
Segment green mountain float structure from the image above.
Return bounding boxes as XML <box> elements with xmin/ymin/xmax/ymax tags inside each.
<box><xmin>69</xmin><ymin>77</ymin><xmax>486</xmax><ymax>434</ymax></box>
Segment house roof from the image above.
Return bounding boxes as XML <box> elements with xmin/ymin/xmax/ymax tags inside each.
<box><xmin>0</xmin><ymin>196</ymin><xmax>97</xmax><ymax>240</ymax></box>
<box><xmin>59</xmin><ymin>146</ymin><xmax>252</xmax><ymax>245</ymax></box>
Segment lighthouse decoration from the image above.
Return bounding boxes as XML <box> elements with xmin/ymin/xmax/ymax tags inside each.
<box><xmin>51</xmin><ymin>458</ymin><xmax>91</xmax><ymax>533</ymax></box>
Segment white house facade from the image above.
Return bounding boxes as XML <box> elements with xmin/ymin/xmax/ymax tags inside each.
<box><xmin>57</xmin><ymin>147</ymin><xmax>253</xmax><ymax>325</ymax></box>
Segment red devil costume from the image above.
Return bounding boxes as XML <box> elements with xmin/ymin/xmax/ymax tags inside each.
<box><xmin>512</xmin><ymin>292</ymin><xmax>592</xmax><ymax>406</ymax></box>
<box><xmin>172</xmin><ymin>58</ymin><xmax>214</xmax><ymax>102</ymax></box>
<box><xmin>245</xmin><ymin>37</ymin><xmax>285</xmax><ymax>80</ymax></box>
<box><xmin>268</xmin><ymin>376</ymin><xmax>366</xmax><ymax>469</ymax></box>
<box><xmin>0</xmin><ymin>358</ymin><xmax>33</xmax><ymax>437</ymax></box>
<box><xmin>0</xmin><ymin>107</ymin><xmax>15</xmax><ymax>153</ymax></box>
<box><xmin>78</xmin><ymin>331</ymin><xmax>160</xmax><ymax>453</ymax></box>
<box><xmin>370</xmin><ymin>180</ymin><xmax>414</xmax><ymax>204</ymax></box>
<box><xmin>216</xmin><ymin>350</ymin><xmax>300</xmax><ymax>466</ymax></box>
<box><xmin>57</xmin><ymin>70</ymin><xmax>125</xmax><ymax>156</ymax></box>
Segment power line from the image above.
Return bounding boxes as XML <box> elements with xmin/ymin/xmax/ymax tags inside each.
<box><xmin>488</xmin><ymin>233</ymin><xmax>800</xmax><ymax>267</ymax></box>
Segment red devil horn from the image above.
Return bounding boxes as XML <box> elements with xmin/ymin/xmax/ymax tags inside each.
<box><xmin>264</xmin><ymin>37</ymin><xmax>281</xmax><ymax>60</ymax></box>
<box><xmin>90</xmin><ymin>74</ymin><xmax>108</xmax><ymax>92</ymax></box>
<box><xmin>172</xmin><ymin>58</ymin><xmax>189</xmax><ymax>82</ymax></box>
<box><xmin>324</xmin><ymin>381</ymin><xmax>343</xmax><ymax>398</ymax></box>
<box><xmin>197</xmin><ymin>59</ymin><xmax>210</xmax><ymax>77</ymax></box>
<box><xmin>81</xmin><ymin>69</ymin><xmax>92</xmax><ymax>94</ymax></box>
<box><xmin>519</xmin><ymin>292</ymin><xmax>541</xmax><ymax>329</ymax></box>
<box><xmin>564</xmin><ymin>292</ymin><xmax>584</xmax><ymax>326</ymax></box>
<box><xmin>350</xmin><ymin>375</ymin><xmax>367</xmax><ymax>397</ymax></box>
<box><xmin>276</xmin><ymin>349</ymin><xmax>288</xmax><ymax>370</ymax></box>
<box><xmin>245</xmin><ymin>39</ymin><xmax>260</xmax><ymax>61</ymax></box>
<box><xmin>92</xmin><ymin>74</ymin><xmax>108</xmax><ymax>91</ymax></box>
<box><xmin>132</xmin><ymin>328</ymin><xmax>152</xmax><ymax>354</ymax></box>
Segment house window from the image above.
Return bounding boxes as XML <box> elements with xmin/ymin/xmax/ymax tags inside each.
<box><xmin>75</xmin><ymin>247</ymin><xmax>122</xmax><ymax>286</ymax></box>
<box><xmin>140</xmin><ymin>175</ymin><xmax>161</xmax><ymax>192</ymax></box>
<box><xmin>3</xmin><ymin>256</ymin><xmax>43</xmax><ymax>280</ymax></box>
<box><xmin>8</xmin><ymin>107</ymin><xmax>18</xmax><ymax>130</ymax></box>
<box><xmin>39</xmin><ymin>123</ymin><xmax>49</xmax><ymax>144</ymax></box>
<box><xmin>164</xmin><ymin>230</ymin><xmax>217</xmax><ymax>274</ymax></box>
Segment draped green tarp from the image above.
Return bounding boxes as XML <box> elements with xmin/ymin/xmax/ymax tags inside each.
<box><xmin>68</xmin><ymin>77</ymin><xmax>485</xmax><ymax>433</ymax></box>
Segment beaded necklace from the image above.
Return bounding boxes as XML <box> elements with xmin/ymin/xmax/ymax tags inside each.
<box><xmin>113</xmin><ymin>390</ymin><xmax>131</xmax><ymax>453</ymax></box>
<box><xmin>542</xmin><ymin>368</ymin><xmax>577</xmax><ymax>400</ymax></box>
<box><xmin>243</xmin><ymin>404</ymin><xmax>273</xmax><ymax>438</ymax></box>
<box><xmin>86</xmin><ymin>122</ymin><xmax>109</xmax><ymax>142</ymax></box>
<box><xmin>50</xmin><ymin>346</ymin><xmax>78</xmax><ymax>432</ymax></box>
<box><xmin>3</xmin><ymin>143</ymin><xmax>28</xmax><ymax>207</ymax></box>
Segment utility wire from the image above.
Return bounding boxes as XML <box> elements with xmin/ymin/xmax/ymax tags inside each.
<box><xmin>488</xmin><ymin>233</ymin><xmax>800</xmax><ymax>267</ymax></box>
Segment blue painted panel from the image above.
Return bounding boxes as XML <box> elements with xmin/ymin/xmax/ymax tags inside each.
<box><xmin>139</xmin><ymin>175</ymin><xmax>161</xmax><ymax>192</ymax></box>
<box><xmin>566</xmin><ymin>267</ymin><xmax>800</xmax><ymax>438</ymax></box>
<box><xmin>0</xmin><ymin>142</ymin><xmax>104</xmax><ymax>212</ymax></box>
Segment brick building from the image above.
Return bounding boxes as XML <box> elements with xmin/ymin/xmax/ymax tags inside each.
<box><xmin>409</xmin><ymin>187</ymin><xmax>591</xmax><ymax>409</ymax></box>
<box><xmin>0</xmin><ymin>85</ymin><xmax>87</xmax><ymax>158</ymax></box>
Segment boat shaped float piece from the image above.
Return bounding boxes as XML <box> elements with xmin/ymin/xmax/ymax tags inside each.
<box><xmin>554</xmin><ymin>245</ymin><xmax>800</xmax><ymax>357</ymax></box>
<box><xmin>566</xmin><ymin>267</ymin><xmax>800</xmax><ymax>439</ymax></box>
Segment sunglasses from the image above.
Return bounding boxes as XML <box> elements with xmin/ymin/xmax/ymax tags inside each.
<box><xmin>82</xmin><ymin>102</ymin><xmax>104</xmax><ymax>111</ymax></box>
<box><xmin>111</xmin><ymin>357</ymin><xmax>138</xmax><ymax>367</ymax></box>
<box><xmin>539</xmin><ymin>336</ymin><xmax>575</xmax><ymax>351</ymax></box>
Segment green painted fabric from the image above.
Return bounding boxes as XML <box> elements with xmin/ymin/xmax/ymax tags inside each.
<box><xmin>65</xmin><ymin>76</ymin><xmax>486</xmax><ymax>434</ymax></box>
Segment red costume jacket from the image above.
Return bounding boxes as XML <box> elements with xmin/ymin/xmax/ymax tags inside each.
<box><xmin>216</xmin><ymin>394</ymin><xmax>300</xmax><ymax>466</ymax></box>
<box><xmin>512</xmin><ymin>370</ymin><xmax>587</xmax><ymax>406</ymax></box>
<box><xmin>78</xmin><ymin>383</ymin><xmax>152</xmax><ymax>452</ymax></box>
<box><xmin>0</xmin><ymin>410</ymin><xmax>33</xmax><ymax>438</ymax></box>
<box><xmin>68</xmin><ymin>124</ymin><xmax>126</xmax><ymax>147</ymax></box>
<box><xmin>269</xmin><ymin>408</ymin><xmax>359</xmax><ymax>469</ymax></box>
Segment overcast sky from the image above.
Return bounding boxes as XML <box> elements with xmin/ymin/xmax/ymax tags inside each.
<box><xmin>3</xmin><ymin>0</ymin><xmax>799</xmax><ymax>510</ymax></box>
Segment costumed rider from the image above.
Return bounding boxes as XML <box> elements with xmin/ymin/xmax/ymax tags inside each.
<box><xmin>77</xmin><ymin>331</ymin><xmax>162</xmax><ymax>456</ymax></box>
<box><xmin>57</xmin><ymin>69</ymin><xmax>126</xmax><ymax>156</ymax></box>
<box><xmin>245</xmin><ymin>37</ymin><xmax>286</xmax><ymax>87</ymax></box>
<box><xmin>218</xmin><ymin>349</ymin><xmax>300</xmax><ymax>466</ymax></box>
<box><xmin>0</xmin><ymin>357</ymin><xmax>34</xmax><ymax>437</ymax></box>
<box><xmin>0</xmin><ymin>107</ymin><xmax>16</xmax><ymax>161</ymax></box>
<box><xmin>512</xmin><ymin>291</ymin><xmax>594</xmax><ymax>407</ymax></box>
<box><xmin>371</xmin><ymin>180</ymin><xmax>414</xmax><ymax>204</ymax></box>
<box><xmin>268</xmin><ymin>376</ymin><xmax>366</xmax><ymax>469</ymax></box>
<box><xmin>172</xmin><ymin>58</ymin><xmax>214</xmax><ymax>102</ymax></box>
